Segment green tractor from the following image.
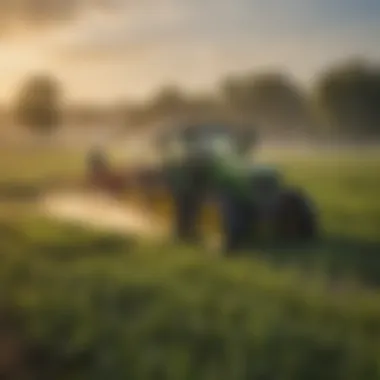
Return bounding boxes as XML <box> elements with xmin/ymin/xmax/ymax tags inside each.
<box><xmin>156</xmin><ymin>123</ymin><xmax>318</xmax><ymax>250</ymax></box>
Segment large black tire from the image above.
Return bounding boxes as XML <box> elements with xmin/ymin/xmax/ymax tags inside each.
<box><xmin>272</xmin><ymin>188</ymin><xmax>318</xmax><ymax>241</ymax></box>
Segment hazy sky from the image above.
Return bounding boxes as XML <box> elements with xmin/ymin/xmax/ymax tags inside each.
<box><xmin>0</xmin><ymin>0</ymin><xmax>379</xmax><ymax>103</ymax></box>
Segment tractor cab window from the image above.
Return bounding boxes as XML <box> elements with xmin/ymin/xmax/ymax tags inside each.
<box><xmin>159</xmin><ymin>123</ymin><xmax>244</xmax><ymax>165</ymax></box>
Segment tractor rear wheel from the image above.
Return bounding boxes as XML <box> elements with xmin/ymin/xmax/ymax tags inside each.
<box><xmin>273</xmin><ymin>188</ymin><xmax>318</xmax><ymax>241</ymax></box>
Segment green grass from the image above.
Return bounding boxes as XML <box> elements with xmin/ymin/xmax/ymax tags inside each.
<box><xmin>1</xmin><ymin>219</ymin><xmax>380</xmax><ymax>379</ymax></box>
<box><xmin>0</xmin><ymin>147</ymin><xmax>380</xmax><ymax>379</ymax></box>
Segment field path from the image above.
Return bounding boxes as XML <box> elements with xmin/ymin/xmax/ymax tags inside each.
<box><xmin>40</xmin><ymin>191</ymin><xmax>168</xmax><ymax>240</ymax></box>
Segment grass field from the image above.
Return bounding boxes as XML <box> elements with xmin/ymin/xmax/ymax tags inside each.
<box><xmin>0</xmin><ymin>146</ymin><xmax>380</xmax><ymax>379</ymax></box>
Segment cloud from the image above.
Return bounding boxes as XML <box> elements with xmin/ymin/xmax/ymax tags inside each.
<box><xmin>0</xmin><ymin>0</ymin><xmax>123</xmax><ymax>36</ymax></box>
<box><xmin>47</xmin><ymin>0</ymin><xmax>380</xmax><ymax>60</ymax></box>
<box><xmin>0</xmin><ymin>0</ymin><xmax>379</xmax><ymax>102</ymax></box>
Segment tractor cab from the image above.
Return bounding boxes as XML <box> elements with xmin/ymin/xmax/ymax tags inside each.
<box><xmin>157</xmin><ymin>123</ymin><xmax>239</xmax><ymax>189</ymax></box>
<box><xmin>159</xmin><ymin>124</ymin><xmax>232</xmax><ymax>159</ymax></box>
<box><xmin>158</xmin><ymin>123</ymin><xmax>254</xmax><ymax>169</ymax></box>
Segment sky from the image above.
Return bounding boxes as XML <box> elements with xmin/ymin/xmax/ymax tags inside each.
<box><xmin>0</xmin><ymin>0</ymin><xmax>379</xmax><ymax>104</ymax></box>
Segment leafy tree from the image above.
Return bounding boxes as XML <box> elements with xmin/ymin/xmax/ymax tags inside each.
<box><xmin>315</xmin><ymin>60</ymin><xmax>380</xmax><ymax>139</ymax></box>
<box><xmin>221</xmin><ymin>72</ymin><xmax>312</xmax><ymax>134</ymax></box>
<box><xmin>149</xmin><ymin>86</ymin><xmax>188</xmax><ymax>121</ymax></box>
<box><xmin>14</xmin><ymin>74</ymin><xmax>62</xmax><ymax>134</ymax></box>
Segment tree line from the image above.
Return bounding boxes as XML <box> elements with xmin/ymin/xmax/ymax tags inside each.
<box><xmin>12</xmin><ymin>58</ymin><xmax>380</xmax><ymax>141</ymax></box>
